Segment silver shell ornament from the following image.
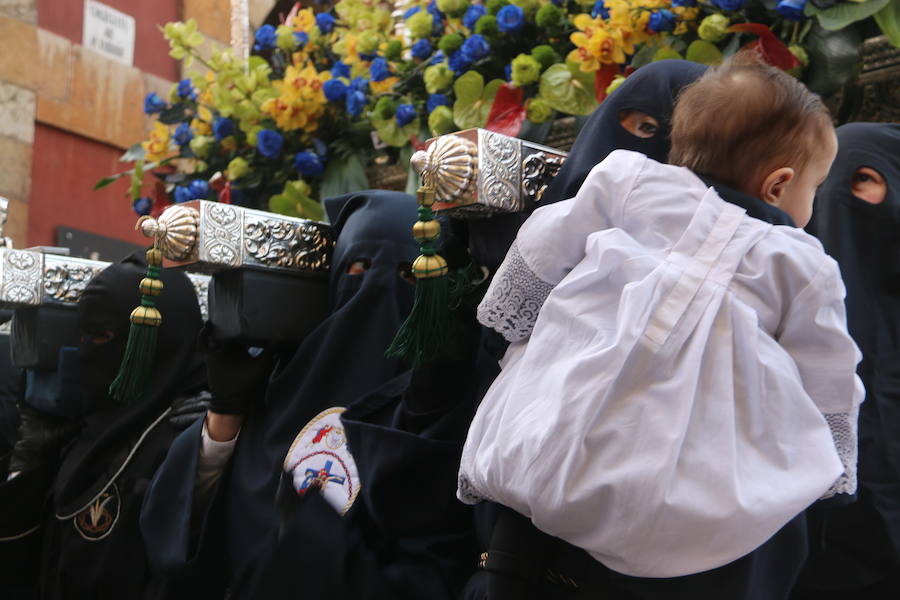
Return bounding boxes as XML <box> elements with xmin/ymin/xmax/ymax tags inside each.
<box><xmin>410</xmin><ymin>135</ymin><xmax>478</xmax><ymax>204</ymax></box>
<box><xmin>137</xmin><ymin>204</ymin><xmax>200</xmax><ymax>262</ymax></box>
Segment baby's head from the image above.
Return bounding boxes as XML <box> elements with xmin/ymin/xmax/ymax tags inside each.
<box><xmin>669</xmin><ymin>53</ymin><xmax>836</xmax><ymax>227</ymax></box>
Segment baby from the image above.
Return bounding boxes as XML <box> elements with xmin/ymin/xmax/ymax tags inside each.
<box><xmin>458</xmin><ymin>55</ymin><xmax>863</xmax><ymax>580</ymax></box>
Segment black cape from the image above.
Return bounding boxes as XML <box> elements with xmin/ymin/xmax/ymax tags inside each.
<box><xmin>141</xmin><ymin>190</ymin><xmax>477</xmax><ymax>599</ymax></box>
<box><xmin>6</xmin><ymin>252</ymin><xmax>204</xmax><ymax>600</ymax></box>
<box><xmin>795</xmin><ymin>122</ymin><xmax>900</xmax><ymax>595</ymax></box>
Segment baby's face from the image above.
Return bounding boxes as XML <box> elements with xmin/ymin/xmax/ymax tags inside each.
<box><xmin>779</xmin><ymin>130</ymin><xmax>838</xmax><ymax>228</ymax></box>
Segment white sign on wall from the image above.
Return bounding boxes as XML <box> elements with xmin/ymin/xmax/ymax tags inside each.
<box><xmin>82</xmin><ymin>0</ymin><xmax>135</xmax><ymax>66</ymax></box>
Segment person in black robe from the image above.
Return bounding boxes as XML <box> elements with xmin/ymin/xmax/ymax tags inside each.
<box><xmin>792</xmin><ymin>123</ymin><xmax>900</xmax><ymax>598</ymax></box>
<box><xmin>466</xmin><ymin>59</ymin><xmax>813</xmax><ymax>600</ymax></box>
<box><xmin>0</xmin><ymin>251</ymin><xmax>206</xmax><ymax>599</ymax></box>
<box><xmin>141</xmin><ymin>190</ymin><xmax>479</xmax><ymax>600</ymax></box>
<box><xmin>0</xmin><ymin>310</ymin><xmax>22</xmax><ymax>478</ymax></box>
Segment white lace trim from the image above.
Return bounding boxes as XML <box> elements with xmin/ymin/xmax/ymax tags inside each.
<box><xmin>820</xmin><ymin>407</ymin><xmax>859</xmax><ymax>499</ymax></box>
<box><xmin>457</xmin><ymin>473</ymin><xmax>489</xmax><ymax>505</ymax></box>
<box><xmin>476</xmin><ymin>241</ymin><xmax>555</xmax><ymax>342</ymax></box>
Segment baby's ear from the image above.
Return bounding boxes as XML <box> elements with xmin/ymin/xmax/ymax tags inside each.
<box><xmin>759</xmin><ymin>167</ymin><xmax>795</xmax><ymax>206</ymax></box>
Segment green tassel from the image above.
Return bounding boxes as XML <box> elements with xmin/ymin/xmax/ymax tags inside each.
<box><xmin>386</xmin><ymin>274</ymin><xmax>450</xmax><ymax>367</ymax></box>
<box><xmin>108</xmin><ymin>321</ymin><xmax>157</xmax><ymax>403</ymax></box>
<box><xmin>108</xmin><ymin>249</ymin><xmax>164</xmax><ymax>404</ymax></box>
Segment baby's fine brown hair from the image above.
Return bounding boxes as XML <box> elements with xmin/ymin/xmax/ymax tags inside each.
<box><xmin>668</xmin><ymin>52</ymin><xmax>833</xmax><ymax>195</ymax></box>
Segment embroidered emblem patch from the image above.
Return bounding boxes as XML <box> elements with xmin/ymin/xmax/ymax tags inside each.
<box><xmin>73</xmin><ymin>483</ymin><xmax>120</xmax><ymax>541</ymax></box>
<box><xmin>284</xmin><ymin>407</ymin><xmax>360</xmax><ymax>515</ymax></box>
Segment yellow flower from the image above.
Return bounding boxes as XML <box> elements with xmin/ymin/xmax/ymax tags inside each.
<box><xmin>292</xmin><ymin>8</ymin><xmax>316</xmax><ymax>32</ymax></box>
<box><xmin>262</xmin><ymin>65</ymin><xmax>330</xmax><ymax>132</ymax></box>
<box><xmin>369</xmin><ymin>76</ymin><xmax>400</xmax><ymax>94</ymax></box>
<box><xmin>672</xmin><ymin>6</ymin><xmax>700</xmax><ymax>21</ymax></box>
<box><xmin>191</xmin><ymin>118</ymin><xmax>212</xmax><ymax>136</ymax></box>
<box><xmin>142</xmin><ymin>122</ymin><xmax>171</xmax><ymax>162</ymax></box>
<box><xmin>334</xmin><ymin>33</ymin><xmax>361</xmax><ymax>64</ymax></box>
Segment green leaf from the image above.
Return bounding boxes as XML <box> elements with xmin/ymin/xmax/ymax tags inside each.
<box><xmin>875</xmin><ymin>0</ymin><xmax>900</xmax><ymax>47</ymax></box>
<box><xmin>686</xmin><ymin>40</ymin><xmax>723</xmax><ymax>65</ymax></box>
<box><xmin>93</xmin><ymin>176</ymin><xmax>119</xmax><ymax>191</ymax></box>
<box><xmin>120</xmin><ymin>142</ymin><xmax>146</xmax><ymax>162</ymax></box>
<box><xmin>653</xmin><ymin>47</ymin><xmax>683</xmax><ymax>61</ymax></box>
<box><xmin>538</xmin><ymin>63</ymin><xmax>598</xmax><ymax>116</ymax></box>
<box><xmin>296</xmin><ymin>194</ymin><xmax>325</xmax><ymax>221</ymax></box>
<box><xmin>453</xmin><ymin>71</ymin><xmax>484</xmax><ymax>104</ymax></box>
<box><xmin>803</xmin><ymin>23</ymin><xmax>862</xmax><ymax>97</ymax></box>
<box><xmin>804</xmin><ymin>0</ymin><xmax>889</xmax><ymax>31</ymax></box>
<box><xmin>319</xmin><ymin>153</ymin><xmax>370</xmax><ymax>207</ymax></box>
<box><xmin>372</xmin><ymin>114</ymin><xmax>420</xmax><ymax>147</ymax></box>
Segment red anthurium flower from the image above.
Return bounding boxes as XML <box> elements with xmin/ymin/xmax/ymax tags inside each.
<box><xmin>486</xmin><ymin>83</ymin><xmax>526</xmax><ymax>138</ymax></box>
<box><xmin>727</xmin><ymin>23</ymin><xmax>800</xmax><ymax>72</ymax></box>
<box><xmin>594</xmin><ymin>63</ymin><xmax>620</xmax><ymax>104</ymax></box>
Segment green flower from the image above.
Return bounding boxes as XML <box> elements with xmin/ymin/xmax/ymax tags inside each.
<box><xmin>698</xmin><ymin>14</ymin><xmax>730</xmax><ymax>43</ymax></box>
<box><xmin>385</xmin><ymin>40</ymin><xmax>403</xmax><ymax>61</ymax></box>
<box><xmin>535</xmin><ymin>4</ymin><xmax>565</xmax><ymax>30</ymax></box>
<box><xmin>452</xmin><ymin>71</ymin><xmax>503</xmax><ymax>129</ymax></box>
<box><xmin>407</xmin><ymin>11</ymin><xmax>434</xmax><ymax>39</ymax></box>
<box><xmin>486</xmin><ymin>0</ymin><xmax>510</xmax><ymax>15</ymax></box>
<box><xmin>428</xmin><ymin>105</ymin><xmax>455</xmax><ymax>136</ymax></box>
<box><xmin>437</xmin><ymin>0</ymin><xmax>468</xmax><ymax>16</ymax></box>
<box><xmin>226</xmin><ymin>157</ymin><xmax>251</xmax><ymax>181</ymax></box>
<box><xmin>789</xmin><ymin>44</ymin><xmax>809</xmax><ymax>66</ymax></box>
<box><xmin>269</xmin><ymin>180</ymin><xmax>323</xmax><ymax>220</ymax></box>
<box><xmin>475</xmin><ymin>14</ymin><xmax>499</xmax><ymax>36</ymax></box>
<box><xmin>276</xmin><ymin>24</ymin><xmax>298</xmax><ymax>51</ymax></box>
<box><xmin>511</xmin><ymin>0</ymin><xmax>540</xmax><ymax>18</ymax></box>
<box><xmin>438</xmin><ymin>33</ymin><xmax>464</xmax><ymax>55</ymax></box>
<box><xmin>424</xmin><ymin>63</ymin><xmax>455</xmax><ymax>93</ymax></box>
<box><xmin>189</xmin><ymin>135</ymin><xmax>214</xmax><ymax>158</ymax></box>
<box><xmin>374</xmin><ymin>96</ymin><xmax>398</xmax><ymax>120</ymax></box>
<box><xmin>526</xmin><ymin>97</ymin><xmax>553</xmax><ymax>123</ymax></box>
<box><xmin>605</xmin><ymin>75</ymin><xmax>626</xmax><ymax>96</ymax></box>
<box><xmin>358</xmin><ymin>30</ymin><xmax>380</xmax><ymax>54</ymax></box>
<box><xmin>531</xmin><ymin>45</ymin><xmax>556</xmax><ymax>70</ymax></box>
<box><xmin>511</xmin><ymin>54</ymin><xmax>541</xmax><ymax>86</ymax></box>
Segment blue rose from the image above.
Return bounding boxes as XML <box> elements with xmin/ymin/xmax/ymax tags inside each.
<box><xmin>412</xmin><ymin>38</ymin><xmax>432</xmax><ymax>60</ymax></box>
<box><xmin>448</xmin><ymin>50</ymin><xmax>472</xmax><ymax>74</ymax></box>
<box><xmin>776</xmin><ymin>0</ymin><xmax>807</xmax><ymax>21</ymax></box>
<box><xmin>711</xmin><ymin>0</ymin><xmax>746</xmax><ymax>10</ymax></box>
<box><xmin>404</xmin><ymin>6</ymin><xmax>421</xmax><ymax>18</ymax></box>
<box><xmin>395</xmin><ymin>104</ymin><xmax>417</xmax><ymax>127</ymax></box>
<box><xmin>143</xmin><ymin>92</ymin><xmax>166</xmax><ymax>114</ymax></box>
<box><xmin>256</xmin><ymin>129</ymin><xmax>284</xmax><ymax>159</ymax></box>
<box><xmin>294</xmin><ymin>31</ymin><xmax>309</xmax><ymax>47</ymax></box>
<box><xmin>174</xmin><ymin>185</ymin><xmax>192</xmax><ymax>204</ymax></box>
<box><xmin>671</xmin><ymin>0</ymin><xmax>697</xmax><ymax>6</ymax></box>
<box><xmin>504</xmin><ymin>62</ymin><xmax>512</xmax><ymax>81</ymax></box>
<box><xmin>370</xmin><ymin>57</ymin><xmax>391</xmax><ymax>82</ymax></box>
<box><xmin>316</xmin><ymin>13</ymin><xmax>335</xmax><ymax>34</ymax></box>
<box><xmin>460</xmin><ymin>34</ymin><xmax>490</xmax><ymax>62</ymax></box>
<box><xmin>349</xmin><ymin>77</ymin><xmax>369</xmax><ymax>93</ymax></box>
<box><xmin>331</xmin><ymin>61</ymin><xmax>351</xmax><ymax>79</ymax></box>
<box><xmin>294</xmin><ymin>151</ymin><xmax>325</xmax><ymax>177</ymax></box>
<box><xmin>464</xmin><ymin>5</ymin><xmax>486</xmax><ymax>29</ymax></box>
<box><xmin>430</xmin><ymin>50</ymin><xmax>446</xmax><ymax>65</ymax></box>
<box><xmin>346</xmin><ymin>90</ymin><xmax>367</xmax><ymax>117</ymax></box>
<box><xmin>213</xmin><ymin>117</ymin><xmax>234</xmax><ymax>141</ymax></box>
<box><xmin>323</xmin><ymin>79</ymin><xmax>348</xmax><ymax>102</ymax></box>
<box><xmin>592</xmin><ymin>0</ymin><xmax>610</xmax><ymax>19</ymax></box>
<box><xmin>359</xmin><ymin>52</ymin><xmax>377</xmax><ymax>61</ymax></box>
<box><xmin>189</xmin><ymin>179</ymin><xmax>210</xmax><ymax>199</ymax></box>
<box><xmin>428</xmin><ymin>2</ymin><xmax>445</xmax><ymax>34</ymax></box>
<box><xmin>133</xmin><ymin>197</ymin><xmax>153</xmax><ymax>217</ymax></box>
<box><xmin>648</xmin><ymin>9</ymin><xmax>676</xmax><ymax>32</ymax></box>
<box><xmin>311</xmin><ymin>137</ymin><xmax>328</xmax><ymax>158</ymax></box>
<box><xmin>253</xmin><ymin>24</ymin><xmax>277</xmax><ymax>51</ymax></box>
<box><xmin>174</xmin><ymin>123</ymin><xmax>193</xmax><ymax>146</ymax></box>
<box><xmin>177</xmin><ymin>78</ymin><xmax>196</xmax><ymax>100</ymax></box>
<box><xmin>427</xmin><ymin>93</ymin><xmax>448</xmax><ymax>114</ymax></box>
<box><xmin>496</xmin><ymin>5</ymin><xmax>525</xmax><ymax>33</ymax></box>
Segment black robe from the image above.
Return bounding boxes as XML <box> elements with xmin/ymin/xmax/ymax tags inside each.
<box><xmin>141</xmin><ymin>190</ymin><xmax>479</xmax><ymax>599</ymax></box>
<box><xmin>793</xmin><ymin>123</ymin><xmax>900</xmax><ymax>597</ymax></box>
<box><xmin>0</xmin><ymin>252</ymin><xmax>204</xmax><ymax>600</ymax></box>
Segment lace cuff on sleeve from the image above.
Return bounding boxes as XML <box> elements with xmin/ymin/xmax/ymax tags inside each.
<box><xmin>476</xmin><ymin>241</ymin><xmax>554</xmax><ymax>342</ymax></box>
<box><xmin>819</xmin><ymin>407</ymin><xmax>859</xmax><ymax>499</ymax></box>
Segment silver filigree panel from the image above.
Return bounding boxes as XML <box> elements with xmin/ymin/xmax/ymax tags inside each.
<box><xmin>201</xmin><ymin>202</ymin><xmax>242</xmax><ymax>267</ymax></box>
<box><xmin>0</xmin><ymin>250</ymin><xmax>43</xmax><ymax>305</ymax></box>
<box><xmin>43</xmin><ymin>263</ymin><xmax>104</xmax><ymax>304</ymax></box>
<box><xmin>188</xmin><ymin>273</ymin><xmax>210</xmax><ymax>321</ymax></box>
<box><xmin>243</xmin><ymin>216</ymin><xmax>332</xmax><ymax>273</ymax></box>
<box><xmin>478</xmin><ymin>130</ymin><xmax>522</xmax><ymax>213</ymax></box>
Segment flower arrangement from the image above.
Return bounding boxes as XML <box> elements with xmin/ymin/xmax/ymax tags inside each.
<box><xmin>99</xmin><ymin>0</ymin><xmax>897</xmax><ymax>219</ymax></box>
